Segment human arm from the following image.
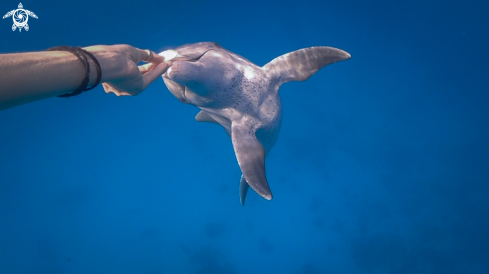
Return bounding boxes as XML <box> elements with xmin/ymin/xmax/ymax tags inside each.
<box><xmin>0</xmin><ymin>44</ymin><xmax>170</xmax><ymax>111</ymax></box>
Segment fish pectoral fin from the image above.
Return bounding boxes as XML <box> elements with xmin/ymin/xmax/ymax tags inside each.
<box><xmin>195</xmin><ymin>110</ymin><xmax>231</xmax><ymax>137</ymax></box>
<box><xmin>263</xmin><ymin>46</ymin><xmax>351</xmax><ymax>85</ymax></box>
<box><xmin>195</xmin><ymin>110</ymin><xmax>219</xmax><ymax>124</ymax></box>
<box><xmin>231</xmin><ymin>123</ymin><xmax>272</xmax><ymax>201</ymax></box>
<box><xmin>239</xmin><ymin>175</ymin><xmax>250</xmax><ymax>206</ymax></box>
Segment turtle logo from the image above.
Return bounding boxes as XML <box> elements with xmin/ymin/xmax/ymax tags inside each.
<box><xmin>3</xmin><ymin>3</ymin><xmax>38</xmax><ymax>32</ymax></box>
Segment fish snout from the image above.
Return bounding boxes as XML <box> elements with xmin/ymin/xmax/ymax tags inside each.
<box><xmin>162</xmin><ymin>75</ymin><xmax>187</xmax><ymax>104</ymax></box>
<box><xmin>165</xmin><ymin>61</ymin><xmax>188</xmax><ymax>81</ymax></box>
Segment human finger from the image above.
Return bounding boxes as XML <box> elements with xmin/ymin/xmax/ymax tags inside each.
<box><xmin>138</xmin><ymin>62</ymin><xmax>156</xmax><ymax>75</ymax></box>
<box><xmin>102</xmin><ymin>82</ymin><xmax>142</xmax><ymax>96</ymax></box>
<box><xmin>137</xmin><ymin>48</ymin><xmax>165</xmax><ymax>63</ymax></box>
<box><xmin>102</xmin><ymin>82</ymin><xmax>130</xmax><ymax>96</ymax></box>
<box><xmin>141</xmin><ymin>62</ymin><xmax>170</xmax><ymax>89</ymax></box>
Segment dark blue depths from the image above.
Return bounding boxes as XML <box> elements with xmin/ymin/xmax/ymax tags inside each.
<box><xmin>0</xmin><ymin>0</ymin><xmax>488</xmax><ymax>273</ymax></box>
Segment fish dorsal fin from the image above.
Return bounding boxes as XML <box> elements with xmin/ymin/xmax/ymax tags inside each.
<box><xmin>263</xmin><ymin>46</ymin><xmax>350</xmax><ymax>85</ymax></box>
<box><xmin>239</xmin><ymin>175</ymin><xmax>250</xmax><ymax>206</ymax></box>
<box><xmin>231</xmin><ymin>122</ymin><xmax>272</xmax><ymax>200</ymax></box>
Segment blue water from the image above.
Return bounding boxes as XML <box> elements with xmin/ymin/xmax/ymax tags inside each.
<box><xmin>1</xmin><ymin>0</ymin><xmax>488</xmax><ymax>273</ymax></box>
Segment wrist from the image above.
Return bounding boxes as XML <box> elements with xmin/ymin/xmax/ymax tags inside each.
<box><xmin>86</xmin><ymin>54</ymin><xmax>100</xmax><ymax>87</ymax></box>
<box><xmin>84</xmin><ymin>46</ymin><xmax>121</xmax><ymax>83</ymax></box>
<box><xmin>66</xmin><ymin>47</ymin><xmax>102</xmax><ymax>92</ymax></box>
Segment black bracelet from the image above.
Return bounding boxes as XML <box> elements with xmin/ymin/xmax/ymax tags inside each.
<box><xmin>79</xmin><ymin>48</ymin><xmax>102</xmax><ymax>91</ymax></box>
<box><xmin>46</xmin><ymin>46</ymin><xmax>102</xmax><ymax>97</ymax></box>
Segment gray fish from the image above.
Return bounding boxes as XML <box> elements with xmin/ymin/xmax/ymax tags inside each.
<box><xmin>160</xmin><ymin>42</ymin><xmax>350</xmax><ymax>205</ymax></box>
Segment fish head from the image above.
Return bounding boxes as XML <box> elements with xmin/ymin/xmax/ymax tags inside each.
<box><xmin>160</xmin><ymin>42</ymin><xmax>238</xmax><ymax>104</ymax></box>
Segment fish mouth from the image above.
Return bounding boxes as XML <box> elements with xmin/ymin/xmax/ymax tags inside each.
<box><xmin>174</xmin><ymin>49</ymin><xmax>211</xmax><ymax>62</ymax></box>
<box><xmin>164</xmin><ymin>49</ymin><xmax>213</xmax><ymax>64</ymax></box>
<box><xmin>162</xmin><ymin>49</ymin><xmax>212</xmax><ymax>80</ymax></box>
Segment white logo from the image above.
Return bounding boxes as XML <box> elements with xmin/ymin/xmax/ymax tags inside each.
<box><xmin>3</xmin><ymin>3</ymin><xmax>38</xmax><ymax>32</ymax></box>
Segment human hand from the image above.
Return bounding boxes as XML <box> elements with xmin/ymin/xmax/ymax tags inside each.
<box><xmin>84</xmin><ymin>44</ymin><xmax>171</xmax><ymax>96</ymax></box>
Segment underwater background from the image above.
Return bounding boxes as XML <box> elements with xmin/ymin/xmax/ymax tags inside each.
<box><xmin>1</xmin><ymin>0</ymin><xmax>488</xmax><ymax>273</ymax></box>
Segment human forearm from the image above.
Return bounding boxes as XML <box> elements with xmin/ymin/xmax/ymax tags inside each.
<box><xmin>0</xmin><ymin>51</ymin><xmax>99</xmax><ymax>110</ymax></box>
<box><xmin>0</xmin><ymin>45</ymin><xmax>170</xmax><ymax>111</ymax></box>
